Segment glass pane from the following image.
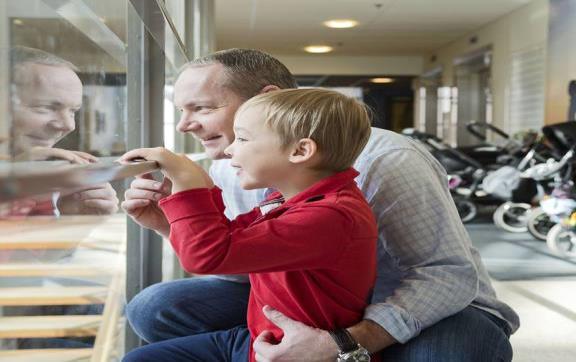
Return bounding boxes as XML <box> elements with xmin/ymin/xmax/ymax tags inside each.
<box><xmin>1</xmin><ymin>0</ymin><xmax>128</xmax><ymax>357</ymax></box>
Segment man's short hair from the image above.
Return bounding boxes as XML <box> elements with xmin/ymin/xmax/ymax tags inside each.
<box><xmin>240</xmin><ymin>88</ymin><xmax>372</xmax><ymax>172</ymax></box>
<box><xmin>10</xmin><ymin>46</ymin><xmax>78</xmax><ymax>86</ymax></box>
<box><xmin>183</xmin><ymin>48</ymin><xmax>297</xmax><ymax>99</ymax></box>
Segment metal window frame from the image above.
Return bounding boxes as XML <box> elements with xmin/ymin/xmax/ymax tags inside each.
<box><xmin>125</xmin><ymin>0</ymin><xmax>166</xmax><ymax>351</ymax></box>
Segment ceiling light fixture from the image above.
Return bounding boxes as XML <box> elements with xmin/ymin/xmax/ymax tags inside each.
<box><xmin>13</xmin><ymin>19</ymin><xmax>23</xmax><ymax>26</ymax></box>
<box><xmin>370</xmin><ymin>77</ymin><xmax>394</xmax><ymax>84</ymax></box>
<box><xmin>304</xmin><ymin>45</ymin><xmax>333</xmax><ymax>54</ymax></box>
<box><xmin>323</xmin><ymin>19</ymin><xmax>358</xmax><ymax>29</ymax></box>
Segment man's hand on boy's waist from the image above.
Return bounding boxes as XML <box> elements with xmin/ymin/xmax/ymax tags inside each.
<box><xmin>253</xmin><ymin>306</ymin><xmax>397</xmax><ymax>361</ymax></box>
<box><xmin>253</xmin><ymin>305</ymin><xmax>338</xmax><ymax>362</ymax></box>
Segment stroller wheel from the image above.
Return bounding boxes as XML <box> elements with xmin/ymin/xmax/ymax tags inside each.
<box><xmin>546</xmin><ymin>224</ymin><xmax>576</xmax><ymax>258</ymax></box>
<box><xmin>493</xmin><ymin>202</ymin><xmax>531</xmax><ymax>232</ymax></box>
<box><xmin>527</xmin><ymin>207</ymin><xmax>556</xmax><ymax>241</ymax></box>
<box><xmin>454</xmin><ymin>198</ymin><xmax>477</xmax><ymax>223</ymax></box>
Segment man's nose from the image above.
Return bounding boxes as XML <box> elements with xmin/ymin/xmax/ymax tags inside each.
<box><xmin>51</xmin><ymin>111</ymin><xmax>76</xmax><ymax>133</ymax></box>
<box><xmin>176</xmin><ymin>114</ymin><xmax>202</xmax><ymax>133</ymax></box>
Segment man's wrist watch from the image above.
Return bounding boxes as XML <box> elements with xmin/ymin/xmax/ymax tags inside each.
<box><xmin>328</xmin><ymin>328</ymin><xmax>371</xmax><ymax>362</ymax></box>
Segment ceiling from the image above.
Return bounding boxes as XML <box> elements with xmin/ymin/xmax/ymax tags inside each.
<box><xmin>215</xmin><ymin>0</ymin><xmax>534</xmax><ymax>56</ymax></box>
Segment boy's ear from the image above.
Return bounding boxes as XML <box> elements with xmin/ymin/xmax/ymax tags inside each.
<box><xmin>259</xmin><ymin>85</ymin><xmax>281</xmax><ymax>94</ymax></box>
<box><xmin>288</xmin><ymin>138</ymin><xmax>318</xmax><ymax>164</ymax></box>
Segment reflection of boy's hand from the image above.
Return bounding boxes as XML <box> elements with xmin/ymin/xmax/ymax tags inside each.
<box><xmin>121</xmin><ymin>174</ymin><xmax>171</xmax><ymax>238</ymax></box>
<box><xmin>120</xmin><ymin>147</ymin><xmax>214</xmax><ymax>193</ymax></box>
<box><xmin>15</xmin><ymin>147</ymin><xmax>98</xmax><ymax>164</ymax></box>
<box><xmin>58</xmin><ymin>183</ymin><xmax>119</xmax><ymax>215</ymax></box>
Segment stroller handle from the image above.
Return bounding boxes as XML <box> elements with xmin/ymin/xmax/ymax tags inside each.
<box><xmin>466</xmin><ymin>121</ymin><xmax>510</xmax><ymax>142</ymax></box>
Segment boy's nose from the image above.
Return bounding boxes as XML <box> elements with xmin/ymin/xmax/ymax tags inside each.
<box><xmin>223</xmin><ymin>143</ymin><xmax>234</xmax><ymax>158</ymax></box>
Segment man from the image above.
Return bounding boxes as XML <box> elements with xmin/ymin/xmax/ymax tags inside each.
<box><xmin>123</xmin><ymin>48</ymin><xmax>519</xmax><ymax>361</ymax></box>
<box><xmin>9</xmin><ymin>46</ymin><xmax>118</xmax><ymax>215</ymax></box>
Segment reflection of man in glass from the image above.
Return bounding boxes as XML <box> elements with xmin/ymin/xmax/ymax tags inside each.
<box><xmin>6</xmin><ymin>46</ymin><xmax>118</xmax><ymax>215</ymax></box>
<box><xmin>12</xmin><ymin>46</ymin><xmax>93</xmax><ymax>163</ymax></box>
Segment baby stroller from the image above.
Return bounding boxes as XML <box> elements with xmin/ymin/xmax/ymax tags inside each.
<box><xmin>402</xmin><ymin>128</ymin><xmax>533</xmax><ymax>223</ymax></box>
<box><xmin>524</xmin><ymin>121</ymin><xmax>576</xmax><ymax>241</ymax></box>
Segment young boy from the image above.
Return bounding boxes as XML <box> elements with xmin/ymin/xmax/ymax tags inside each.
<box><xmin>121</xmin><ymin>88</ymin><xmax>378</xmax><ymax>362</ymax></box>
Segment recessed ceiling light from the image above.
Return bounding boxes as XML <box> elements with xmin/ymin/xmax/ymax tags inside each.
<box><xmin>13</xmin><ymin>19</ymin><xmax>23</xmax><ymax>26</ymax></box>
<box><xmin>323</xmin><ymin>19</ymin><xmax>358</xmax><ymax>29</ymax></box>
<box><xmin>370</xmin><ymin>77</ymin><xmax>394</xmax><ymax>84</ymax></box>
<box><xmin>304</xmin><ymin>45</ymin><xmax>333</xmax><ymax>54</ymax></box>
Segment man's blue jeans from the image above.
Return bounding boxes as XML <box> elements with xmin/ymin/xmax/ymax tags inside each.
<box><xmin>125</xmin><ymin>276</ymin><xmax>513</xmax><ymax>361</ymax></box>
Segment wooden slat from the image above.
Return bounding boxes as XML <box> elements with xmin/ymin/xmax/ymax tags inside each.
<box><xmin>0</xmin><ymin>286</ymin><xmax>108</xmax><ymax>306</ymax></box>
<box><xmin>91</xmin><ymin>273</ymin><xmax>124</xmax><ymax>362</ymax></box>
<box><xmin>0</xmin><ymin>315</ymin><xmax>101</xmax><ymax>338</ymax></box>
<box><xmin>0</xmin><ymin>263</ymin><xmax>118</xmax><ymax>277</ymax></box>
<box><xmin>0</xmin><ymin>348</ymin><xmax>92</xmax><ymax>362</ymax></box>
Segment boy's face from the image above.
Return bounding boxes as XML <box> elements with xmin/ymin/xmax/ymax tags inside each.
<box><xmin>12</xmin><ymin>64</ymin><xmax>82</xmax><ymax>155</ymax></box>
<box><xmin>174</xmin><ymin>64</ymin><xmax>245</xmax><ymax>160</ymax></box>
<box><xmin>225</xmin><ymin>105</ymin><xmax>294</xmax><ymax>190</ymax></box>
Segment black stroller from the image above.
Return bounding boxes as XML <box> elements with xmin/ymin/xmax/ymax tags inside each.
<box><xmin>403</xmin><ymin>124</ymin><xmax>547</xmax><ymax>223</ymax></box>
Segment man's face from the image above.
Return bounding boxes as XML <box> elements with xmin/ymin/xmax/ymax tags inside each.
<box><xmin>12</xmin><ymin>63</ymin><xmax>82</xmax><ymax>155</ymax></box>
<box><xmin>174</xmin><ymin>64</ymin><xmax>246</xmax><ymax>160</ymax></box>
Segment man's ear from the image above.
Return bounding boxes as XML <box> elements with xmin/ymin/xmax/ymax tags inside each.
<box><xmin>288</xmin><ymin>138</ymin><xmax>318</xmax><ymax>164</ymax></box>
<box><xmin>259</xmin><ymin>85</ymin><xmax>281</xmax><ymax>94</ymax></box>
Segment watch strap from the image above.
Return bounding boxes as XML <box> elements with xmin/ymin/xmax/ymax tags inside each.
<box><xmin>329</xmin><ymin>328</ymin><xmax>358</xmax><ymax>353</ymax></box>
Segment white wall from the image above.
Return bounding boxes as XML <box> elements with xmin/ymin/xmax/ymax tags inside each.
<box><xmin>423</xmin><ymin>0</ymin><xmax>549</xmax><ymax>131</ymax></box>
<box><xmin>546</xmin><ymin>0</ymin><xmax>576</xmax><ymax>124</ymax></box>
<box><xmin>275</xmin><ymin>55</ymin><xmax>424</xmax><ymax>76</ymax></box>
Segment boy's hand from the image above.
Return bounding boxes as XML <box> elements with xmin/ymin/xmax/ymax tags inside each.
<box><xmin>121</xmin><ymin>147</ymin><xmax>214</xmax><ymax>193</ymax></box>
<box><xmin>122</xmin><ymin>174</ymin><xmax>171</xmax><ymax>238</ymax></box>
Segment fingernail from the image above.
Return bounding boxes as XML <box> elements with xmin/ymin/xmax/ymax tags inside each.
<box><xmin>154</xmin><ymin>182</ymin><xmax>162</xmax><ymax>189</ymax></box>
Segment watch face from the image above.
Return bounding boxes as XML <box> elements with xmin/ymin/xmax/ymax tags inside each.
<box><xmin>338</xmin><ymin>347</ymin><xmax>371</xmax><ymax>362</ymax></box>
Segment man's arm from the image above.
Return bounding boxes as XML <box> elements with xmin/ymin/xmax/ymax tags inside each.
<box><xmin>252</xmin><ymin>308</ymin><xmax>393</xmax><ymax>361</ymax></box>
<box><xmin>358</xmin><ymin>148</ymin><xmax>478</xmax><ymax>343</ymax></box>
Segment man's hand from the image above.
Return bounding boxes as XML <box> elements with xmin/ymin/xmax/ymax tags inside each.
<box><xmin>121</xmin><ymin>174</ymin><xmax>171</xmax><ymax>238</ymax></box>
<box><xmin>15</xmin><ymin>147</ymin><xmax>98</xmax><ymax>164</ymax></box>
<box><xmin>58</xmin><ymin>183</ymin><xmax>119</xmax><ymax>215</ymax></box>
<box><xmin>253</xmin><ymin>306</ymin><xmax>338</xmax><ymax>362</ymax></box>
<box><xmin>120</xmin><ymin>148</ymin><xmax>213</xmax><ymax>193</ymax></box>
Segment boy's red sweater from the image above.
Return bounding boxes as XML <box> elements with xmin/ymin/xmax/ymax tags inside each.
<box><xmin>159</xmin><ymin>168</ymin><xmax>378</xmax><ymax>361</ymax></box>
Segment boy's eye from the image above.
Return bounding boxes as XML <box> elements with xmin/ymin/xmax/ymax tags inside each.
<box><xmin>236</xmin><ymin>137</ymin><xmax>247</xmax><ymax>143</ymax></box>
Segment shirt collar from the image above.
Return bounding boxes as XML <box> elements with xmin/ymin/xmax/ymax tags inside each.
<box><xmin>260</xmin><ymin>168</ymin><xmax>359</xmax><ymax>211</ymax></box>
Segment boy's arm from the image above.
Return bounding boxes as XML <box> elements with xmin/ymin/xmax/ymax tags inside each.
<box><xmin>158</xmin><ymin>188</ymin><xmax>357</xmax><ymax>274</ymax></box>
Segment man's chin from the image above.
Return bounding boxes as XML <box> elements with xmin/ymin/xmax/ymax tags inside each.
<box><xmin>204</xmin><ymin>147</ymin><xmax>228</xmax><ymax>160</ymax></box>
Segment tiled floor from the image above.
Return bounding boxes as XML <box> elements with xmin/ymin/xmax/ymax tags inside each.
<box><xmin>467</xmin><ymin>221</ymin><xmax>576</xmax><ymax>362</ymax></box>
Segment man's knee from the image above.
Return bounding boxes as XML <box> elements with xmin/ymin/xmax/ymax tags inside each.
<box><xmin>380</xmin><ymin>307</ymin><xmax>512</xmax><ymax>362</ymax></box>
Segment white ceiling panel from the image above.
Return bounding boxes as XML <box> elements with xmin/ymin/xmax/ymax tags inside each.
<box><xmin>216</xmin><ymin>0</ymin><xmax>534</xmax><ymax>55</ymax></box>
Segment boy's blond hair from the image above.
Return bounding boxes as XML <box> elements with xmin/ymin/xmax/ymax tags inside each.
<box><xmin>240</xmin><ymin>88</ymin><xmax>372</xmax><ymax>172</ymax></box>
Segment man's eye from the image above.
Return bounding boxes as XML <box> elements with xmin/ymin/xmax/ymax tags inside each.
<box><xmin>32</xmin><ymin>105</ymin><xmax>52</xmax><ymax>113</ymax></box>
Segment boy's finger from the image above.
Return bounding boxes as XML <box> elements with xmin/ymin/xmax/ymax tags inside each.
<box><xmin>119</xmin><ymin>148</ymin><xmax>154</xmax><ymax>162</ymax></box>
<box><xmin>160</xmin><ymin>177</ymin><xmax>173</xmax><ymax>193</ymax></box>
